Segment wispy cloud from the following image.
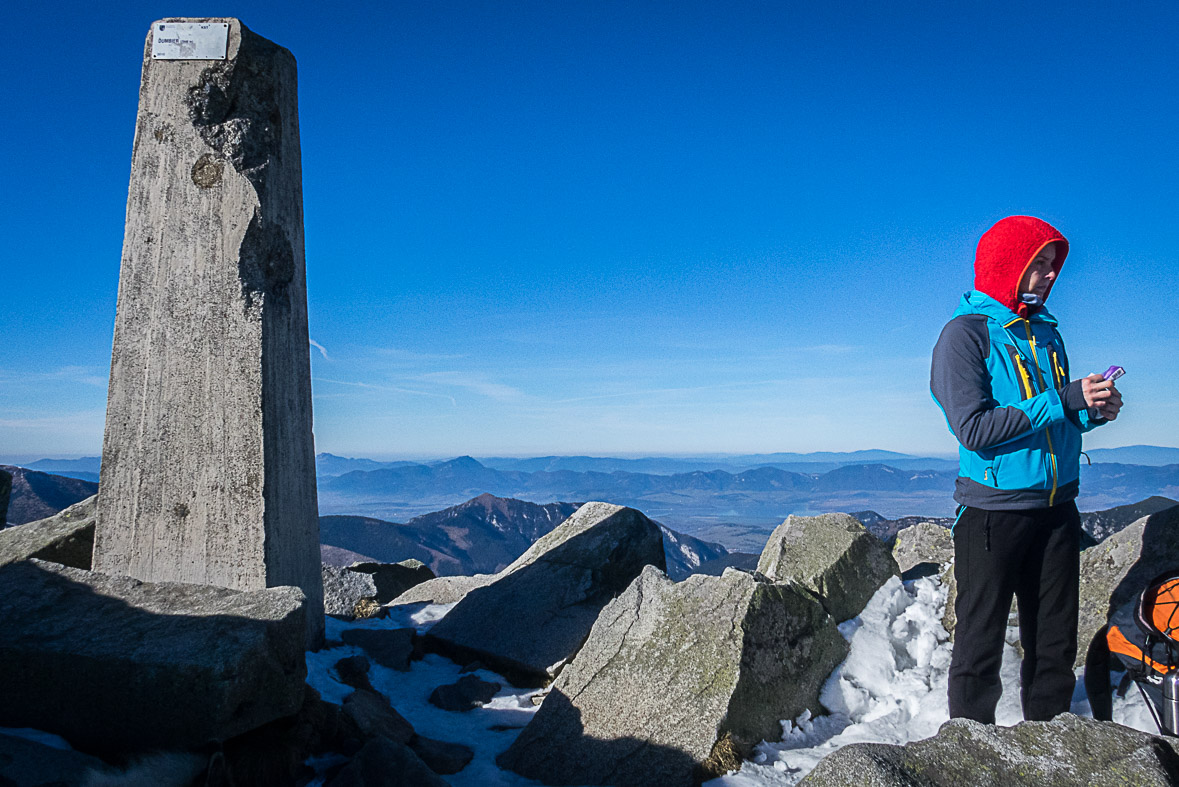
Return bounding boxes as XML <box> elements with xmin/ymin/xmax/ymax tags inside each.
<box><xmin>313</xmin><ymin>377</ymin><xmax>457</xmax><ymax>406</ymax></box>
<box><xmin>0</xmin><ymin>366</ymin><xmax>108</xmax><ymax>388</ymax></box>
<box><xmin>372</xmin><ymin>347</ymin><xmax>467</xmax><ymax>362</ymax></box>
<box><xmin>0</xmin><ymin>410</ymin><xmax>106</xmax><ymax>430</ymax></box>
<box><xmin>309</xmin><ymin>339</ymin><xmax>331</xmax><ymax>361</ymax></box>
<box><xmin>417</xmin><ymin>371</ymin><xmax>527</xmax><ymax>402</ymax></box>
<box><xmin>554</xmin><ymin>378</ymin><xmax>793</xmax><ymax>403</ymax></box>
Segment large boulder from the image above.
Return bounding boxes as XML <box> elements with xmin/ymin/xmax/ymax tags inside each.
<box><xmin>424</xmin><ymin>502</ymin><xmax>666</xmax><ymax>685</ymax></box>
<box><xmin>800</xmin><ymin>714</ymin><xmax>1179</xmax><ymax>786</ymax></box>
<box><xmin>758</xmin><ymin>513</ymin><xmax>899</xmax><ymax>622</ymax></box>
<box><xmin>0</xmin><ymin>494</ymin><xmax>96</xmax><ymax>569</ymax></box>
<box><xmin>1078</xmin><ymin>504</ymin><xmax>1179</xmax><ymax>668</ymax></box>
<box><xmin>891</xmin><ymin>520</ymin><xmax>954</xmax><ymax>576</ymax></box>
<box><xmin>498</xmin><ymin>565</ymin><xmax>848</xmax><ymax>786</ymax></box>
<box><xmin>0</xmin><ymin>559</ymin><xmax>307</xmax><ymax>757</ymax></box>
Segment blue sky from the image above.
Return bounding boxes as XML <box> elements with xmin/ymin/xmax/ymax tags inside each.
<box><xmin>2</xmin><ymin>1</ymin><xmax>1176</xmax><ymax>460</ymax></box>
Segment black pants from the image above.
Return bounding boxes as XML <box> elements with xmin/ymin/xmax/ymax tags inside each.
<box><xmin>948</xmin><ymin>502</ymin><xmax>1081</xmax><ymax>723</ymax></box>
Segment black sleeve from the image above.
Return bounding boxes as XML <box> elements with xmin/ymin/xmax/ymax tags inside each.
<box><xmin>930</xmin><ymin>316</ymin><xmax>1034</xmax><ymax>452</ymax></box>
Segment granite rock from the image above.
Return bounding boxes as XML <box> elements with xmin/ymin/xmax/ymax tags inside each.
<box><xmin>425</xmin><ymin>502</ymin><xmax>666</xmax><ymax>685</ymax></box>
<box><xmin>0</xmin><ymin>559</ymin><xmax>306</xmax><ymax>757</ymax></box>
<box><xmin>498</xmin><ymin>565</ymin><xmax>847</xmax><ymax>786</ymax></box>
<box><xmin>0</xmin><ymin>494</ymin><xmax>96</xmax><ymax>569</ymax></box>
<box><xmin>758</xmin><ymin>512</ymin><xmax>899</xmax><ymax>622</ymax></box>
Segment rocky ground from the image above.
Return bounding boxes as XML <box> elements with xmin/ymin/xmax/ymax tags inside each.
<box><xmin>3</xmin><ymin>499</ymin><xmax>1179</xmax><ymax>786</ymax></box>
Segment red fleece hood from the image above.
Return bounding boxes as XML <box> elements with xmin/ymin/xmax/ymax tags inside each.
<box><xmin>974</xmin><ymin>215</ymin><xmax>1069</xmax><ymax>317</ymax></box>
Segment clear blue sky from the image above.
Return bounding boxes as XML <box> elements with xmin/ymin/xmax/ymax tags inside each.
<box><xmin>2</xmin><ymin>1</ymin><xmax>1176</xmax><ymax>460</ymax></box>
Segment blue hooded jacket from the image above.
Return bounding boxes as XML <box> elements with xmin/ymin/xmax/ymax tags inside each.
<box><xmin>932</xmin><ymin>291</ymin><xmax>1104</xmax><ymax>510</ymax></box>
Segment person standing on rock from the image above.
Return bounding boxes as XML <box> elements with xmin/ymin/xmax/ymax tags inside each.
<box><xmin>930</xmin><ymin>215</ymin><xmax>1123</xmax><ymax>723</ymax></box>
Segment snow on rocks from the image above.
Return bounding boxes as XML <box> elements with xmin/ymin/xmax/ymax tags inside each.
<box><xmin>757</xmin><ymin>513</ymin><xmax>899</xmax><ymax>622</ymax></box>
<box><xmin>306</xmin><ymin>610</ymin><xmax>544</xmax><ymax>786</ymax></box>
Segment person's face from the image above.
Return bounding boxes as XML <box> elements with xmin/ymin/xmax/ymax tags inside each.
<box><xmin>1020</xmin><ymin>243</ymin><xmax>1058</xmax><ymax>300</ymax></box>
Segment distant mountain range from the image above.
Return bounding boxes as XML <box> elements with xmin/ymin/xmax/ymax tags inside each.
<box><xmin>0</xmin><ymin>466</ymin><xmax>98</xmax><ymax>526</ymax></box>
<box><xmin>10</xmin><ymin>448</ymin><xmax>1179</xmax><ymax>550</ymax></box>
<box><xmin>316</xmin><ymin>454</ymin><xmax>1179</xmax><ymax>536</ymax></box>
<box><xmin>319</xmin><ymin>493</ymin><xmax>727</xmax><ymax>580</ymax></box>
<box><xmin>313</xmin><ymin>450</ymin><xmax>959</xmax><ymax>477</ymax></box>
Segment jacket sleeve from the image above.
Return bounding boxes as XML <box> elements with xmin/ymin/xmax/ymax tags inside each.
<box><xmin>931</xmin><ymin>317</ymin><xmax>1070</xmax><ymax>452</ymax></box>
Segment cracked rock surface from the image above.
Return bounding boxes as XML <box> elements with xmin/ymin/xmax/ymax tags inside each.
<box><xmin>800</xmin><ymin>714</ymin><xmax>1179</xmax><ymax>786</ymax></box>
<box><xmin>424</xmin><ymin>502</ymin><xmax>665</xmax><ymax>686</ymax></box>
<box><xmin>758</xmin><ymin>512</ymin><xmax>898</xmax><ymax>623</ymax></box>
<box><xmin>497</xmin><ymin>564</ymin><xmax>847</xmax><ymax>787</ymax></box>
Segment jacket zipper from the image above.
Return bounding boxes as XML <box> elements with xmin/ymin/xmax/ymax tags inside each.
<box><xmin>1021</xmin><ymin>319</ymin><xmax>1058</xmax><ymax>506</ymax></box>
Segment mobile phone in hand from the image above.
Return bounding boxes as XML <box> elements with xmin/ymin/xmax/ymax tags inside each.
<box><xmin>1103</xmin><ymin>366</ymin><xmax>1125</xmax><ymax>382</ymax></box>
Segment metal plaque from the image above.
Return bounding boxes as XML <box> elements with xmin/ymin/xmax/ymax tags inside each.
<box><xmin>151</xmin><ymin>22</ymin><xmax>229</xmax><ymax>60</ymax></box>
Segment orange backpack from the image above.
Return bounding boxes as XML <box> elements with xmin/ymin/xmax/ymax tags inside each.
<box><xmin>1104</xmin><ymin>570</ymin><xmax>1179</xmax><ymax>735</ymax></box>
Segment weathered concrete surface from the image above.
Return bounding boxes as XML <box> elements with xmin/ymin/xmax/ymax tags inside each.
<box><xmin>800</xmin><ymin>714</ymin><xmax>1179</xmax><ymax>786</ymax></box>
<box><xmin>0</xmin><ymin>494</ymin><xmax>96</xmax><ymax>569</ymax></box>
<box><xmin>93</xmin><ymin>18</ymin><xmax>322</xmax><ymax>645</ymax></box>
<box><xmin>499</xmin><ymin>566</ymin><xmax>848</xmax><ymax>787</ymax></box>
<box><xmin>1077</xmin><ymin>504</ymin><xmax>1179</xmax><ymax>669</ymax></box>
<box><xmin>891</xmin><ymin>520</ymin><xmax>954</xmax><ymax>575</ymax></box>
<box><xmin>0</xmin><ymin>559</ymin><xmax>307</xmax><ymax>757</ymax></box>
<box><xmin>425</xmin><ymin>502</ymin><xmax>666</xmax><ymax>685</ymax></box>
<box><xmin>758</xmin><ymin>513</ymin><xmax>899</xmax><ymax>622</ymax></box>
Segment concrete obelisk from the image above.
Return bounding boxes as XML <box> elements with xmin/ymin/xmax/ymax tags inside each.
<box><xmin>94</xmin><ymin>19</ymin><xmax>323</xmax><ymax>645</ymax></box>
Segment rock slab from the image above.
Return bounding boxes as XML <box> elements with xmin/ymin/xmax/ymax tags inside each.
<box><xmin>0</xmin><ymin>559</ymin><xmax>307</xmax><ymax>756</ymax></box>
<box><xmin>800</xmin><ymin>714</ymin><xmax>1179</xmax><ymax>786</ymax></box>
<box><xmin>0</xmin><ymin>494</ymin><xmax>96</xmax><ymax>569</ymax></box>
<box><xmin>391</xmin><ymin>573</ymin><xmax>495</xmax><ymax>606</ymax></box>
<box><xmin>891</xmin><ymin>520</ymin><xmax>954</xmax><ymax>575</ymax></box>
<box><xmin>758</xmin><ymin>512</ymin><xmax>899</xmax><ymax>622</ymax></box>
<box><xmin>92</xmin><ymin>17</ymin><xmax>322</xmax><ymax>646</ymax></box>
<box><xmin>425</xmin><ymin>502</ymin><xmax>666</xmax><ymax>685</ymax></box>
<box><xmin>498</xmin><ymin>565</ymin><xmax>848</xmax><ymax>787</ymax></box>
